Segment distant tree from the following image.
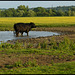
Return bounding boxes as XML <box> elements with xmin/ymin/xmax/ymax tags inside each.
<box><xmin>67</xmin><ymin>8</ymin><xmax>71</xmax><ymax>16</ymax></box>
<box><xmin>42</xmin><ymin>12</ymin><xmax>49</xmax><ymax>16</ymax></box>
<box><xmin>17</xmin><ymin>5</ymin><xmax>29</xmax><ymax>17</ymax></box>
<box><xmin>16</xmin><ymin>10</ymin><xmax>25</xmax><ymax>17</ymax></box>
<box><xmin>33</xmin><ymin>7</ymin><xmax>46</xmax><ymax>16</ymax></box>
<box><xmin>49</xmin><ymin>9</ymin><xmax>53</xmax><ymax>16</ymax></box>
<box><xmin>71</xmin><ymin>7</ymin><xmax>75</xmax><ymax>11</ymax></box>
<box><xmin>71</xmin><ymin>11</ymin><xmax>75</xmax><ymax>16</ymax></box>
<box><xmin>8</xmin><ymin>8</ymin><xmax>17</xmax><ymax>17</ymax></box>
<box><xmin>33</xmin><ymin>7</ymin><xmax>45</xmax><ymax>12</ymax></box>
<box><xmin>0</xmin><ymin>10</ymin><xmax>1</xmax><ymax>17</ymax></box>
<box><xmin>4</xmin><ymin>9</ymin><xmax>13</xmax><ymax>17</ymax></box>
<box><xmin>27</xmin><ymin>10</ymin><xmax>36</xmax><ymax>17</ymax></box>
<box><xmin>23</xmin><ymin>6</ymin><xmax>29</xmax><ymax>17</ymax></box>
<box><xmin>57</xmin><ymin>9</ymin><xmax>65</xmax><ymax>16</ymax></box>
<box><xmin>1</xmin><ymin>11</ymin><xmax>5</xmax><ymax>17</ymax></box>
<box><xmin>26</xmin><ymin>5</ymin><xmax>29</xmax><ymax>11</ymax></box>
<box><xmin>17</xmin><ymin>5</ymin><xmax>26</xmax><ymax>11</ymax></box>
<box><xmin>23</xmin><ymin>11</ymin><xmax>28</xmax><ymax>17</ymax></box>
<box><xmin>0</xmin><ymin>5</ymin><xmax>75</xmax><ymax>17</ymax></box>
<box><xmin>64</xmin><ymin>10</ymin><xmax>68</xmax><ymax>16</ymax></box>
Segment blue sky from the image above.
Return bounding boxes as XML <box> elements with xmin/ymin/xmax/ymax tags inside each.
<box><xmin>0</xmin><ymin>1</ymin><xmax>75</xmax><ymax>9</ymax></box>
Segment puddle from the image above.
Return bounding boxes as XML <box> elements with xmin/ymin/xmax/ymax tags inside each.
<box><xmin>0</xmin><ymin>31</ymin><xmax>60</xmax><ymax>43</ymax></box>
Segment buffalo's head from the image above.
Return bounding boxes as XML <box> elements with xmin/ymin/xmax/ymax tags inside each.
<box><xmin>30</xmin><ymin>22</ymin><xmax>36</xmax><ymax>28</ymax></box>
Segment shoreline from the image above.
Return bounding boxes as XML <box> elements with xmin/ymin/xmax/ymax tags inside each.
<box><xmin>7</xmin><ymin>27</ymin><xmax>75</xmax><ymax>45</ymax></box>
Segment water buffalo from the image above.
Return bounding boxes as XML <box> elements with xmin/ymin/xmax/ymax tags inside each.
<box><xmin>14</xmin><ymin>22</ymin><xmax>36</xmax><ymax>37</ymax></box>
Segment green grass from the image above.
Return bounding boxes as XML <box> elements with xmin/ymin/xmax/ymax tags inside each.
<box><xmin>0</xmin><ymin>17</ymin><xmax>75</xmax><ymax>31</ymax></box>
<box><xmin>36</xmin><ymin>23</ymin><xmax>75</xmax><ymax>27</ymax></box>
<box><xmin>0</xmin><ymin>32</ymin><xmax>75</xmax><ymax>74</ymax></box>
<box><xmin>0</xmin><ymin>17</ymin><xmax>75</xmax><ymax>74</ymax></box>
<box><xmin>0</xmin><ymin>61</ymin><xmax>75</xmax><ymax>74</ymax></box>
<box><xmin>0</xmin><ymin>37</ymin><xmax>75</xmax><ymax>56</ymax></box>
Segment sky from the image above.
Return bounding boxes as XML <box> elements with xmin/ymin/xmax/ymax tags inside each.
<box><xmin>0</xmin><ymin>1</ymin><xmax>75</xmax><ymax>9</ymax></box>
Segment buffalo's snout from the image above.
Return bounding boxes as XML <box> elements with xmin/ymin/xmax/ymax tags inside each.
<box><xmin>31</xmin><ymin>24</ymin><xmax>36</xmax><ymax>28</ymax></box>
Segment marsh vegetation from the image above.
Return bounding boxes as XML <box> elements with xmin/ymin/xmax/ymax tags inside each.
<box><xmin>0</xmin><ymin>17</ymin><xmax>75</xmax><ymax>74</ymax></box>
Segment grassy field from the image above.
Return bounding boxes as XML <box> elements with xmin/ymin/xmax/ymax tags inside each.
<box><xmin>0</xmin><ymin>17</ymin><xmax>75</xmax><ymax>74</ymax></box>
<box><xmin>0</xmin><ymin>61</ymin><xmax>75</xmax><ymax>74</ymax></box>
<box><xmin>0</xmin><ymin>17</ymin><xmax>75</xmax><ymax>30</ymax></box>
<box><xmin>0</xmin><ymin>37</ymin><xmax>75</xmax><ymax>74</ymax></box>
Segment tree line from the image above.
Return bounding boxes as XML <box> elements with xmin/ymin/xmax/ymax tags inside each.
<box><xmin>0</xmin><ymin>5</ymin><xmax>75</xmax><ymax>17</ymax></box>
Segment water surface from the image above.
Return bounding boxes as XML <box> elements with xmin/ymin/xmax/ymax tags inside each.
<box><xmin>0</xmin><ymin>31</ymin><xmax>60</xmax><ymax>43</ymax></box>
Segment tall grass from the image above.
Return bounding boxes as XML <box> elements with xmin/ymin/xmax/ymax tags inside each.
<box><xmin>0</xmin><ymin>17</ymin><xmax>75</xmax><ymax>30</ymax></box>
<box><xmin>1</xmin><ymin>61</ymin><xmax>75</xmax><ymax>74</ymax></box>
<box><xmin>0</xmin><ymin>37</ymin><xmax>75</xmax><ymax>74</ymax></box>
<box><xmin>0</xmin><ymin>36</ymin><xmax>75</xmax><ymax>51</ymax></box>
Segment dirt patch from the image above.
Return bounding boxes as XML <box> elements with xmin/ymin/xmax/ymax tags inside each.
<box><xmin>0</xmin><ymin>53</ymin><xmax>75</xmax><ymax>69</ymax></box>
<box><xmin>34</xmin><ymin>27</ymin><xmax>75</xmax><ymax>34</ymax></box>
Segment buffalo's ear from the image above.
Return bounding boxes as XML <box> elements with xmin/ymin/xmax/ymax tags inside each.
<box><xmin>30</xmin><ymin>22</ymin><xmax>33</xmax><ymax>23</ymax></box>
<box><xmin>30</xmin><ymin>22</ymin><xmax>33</xmax><ymax>24</ymax></box>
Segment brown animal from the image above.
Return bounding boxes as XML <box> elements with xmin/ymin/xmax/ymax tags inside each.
<box><xmin>14</xmin><ymin>22</ymin><xmax>36</xmax><ymax>37</ymax></box>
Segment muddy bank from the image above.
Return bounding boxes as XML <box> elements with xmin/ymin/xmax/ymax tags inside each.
<box><xmin>0</xmin><ymin>53</ymin><xmax>75</xmax><ymax>68</ymax></box>
<box><xmin>7</xmin><ymin>27</ymin><xmax>75</xmax><ymax>45</ymax></box>
<box><xmin>34</xmin><ymin>27</ymin><xmax>75</xmax><ymax>34</ymax></box>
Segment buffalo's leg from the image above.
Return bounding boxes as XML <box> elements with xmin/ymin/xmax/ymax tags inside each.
<box><xmin>21</xmin><ymin>32</ymin><xmax>23</xmax><ymax>36</ymax></box>
<box><xmin>27</xmin><ymin>32</ymin><xmax>28</xmax><ymax>36</ymax></box>
<box><xmin>16</xmin><ymin>31</ymin><xmax>19</xmax><ymax>37</ymax></box>
<box><xmin>13</xmin><ymin>31</ymin><xmax>16</xmax><ymax>36</ymax></box>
